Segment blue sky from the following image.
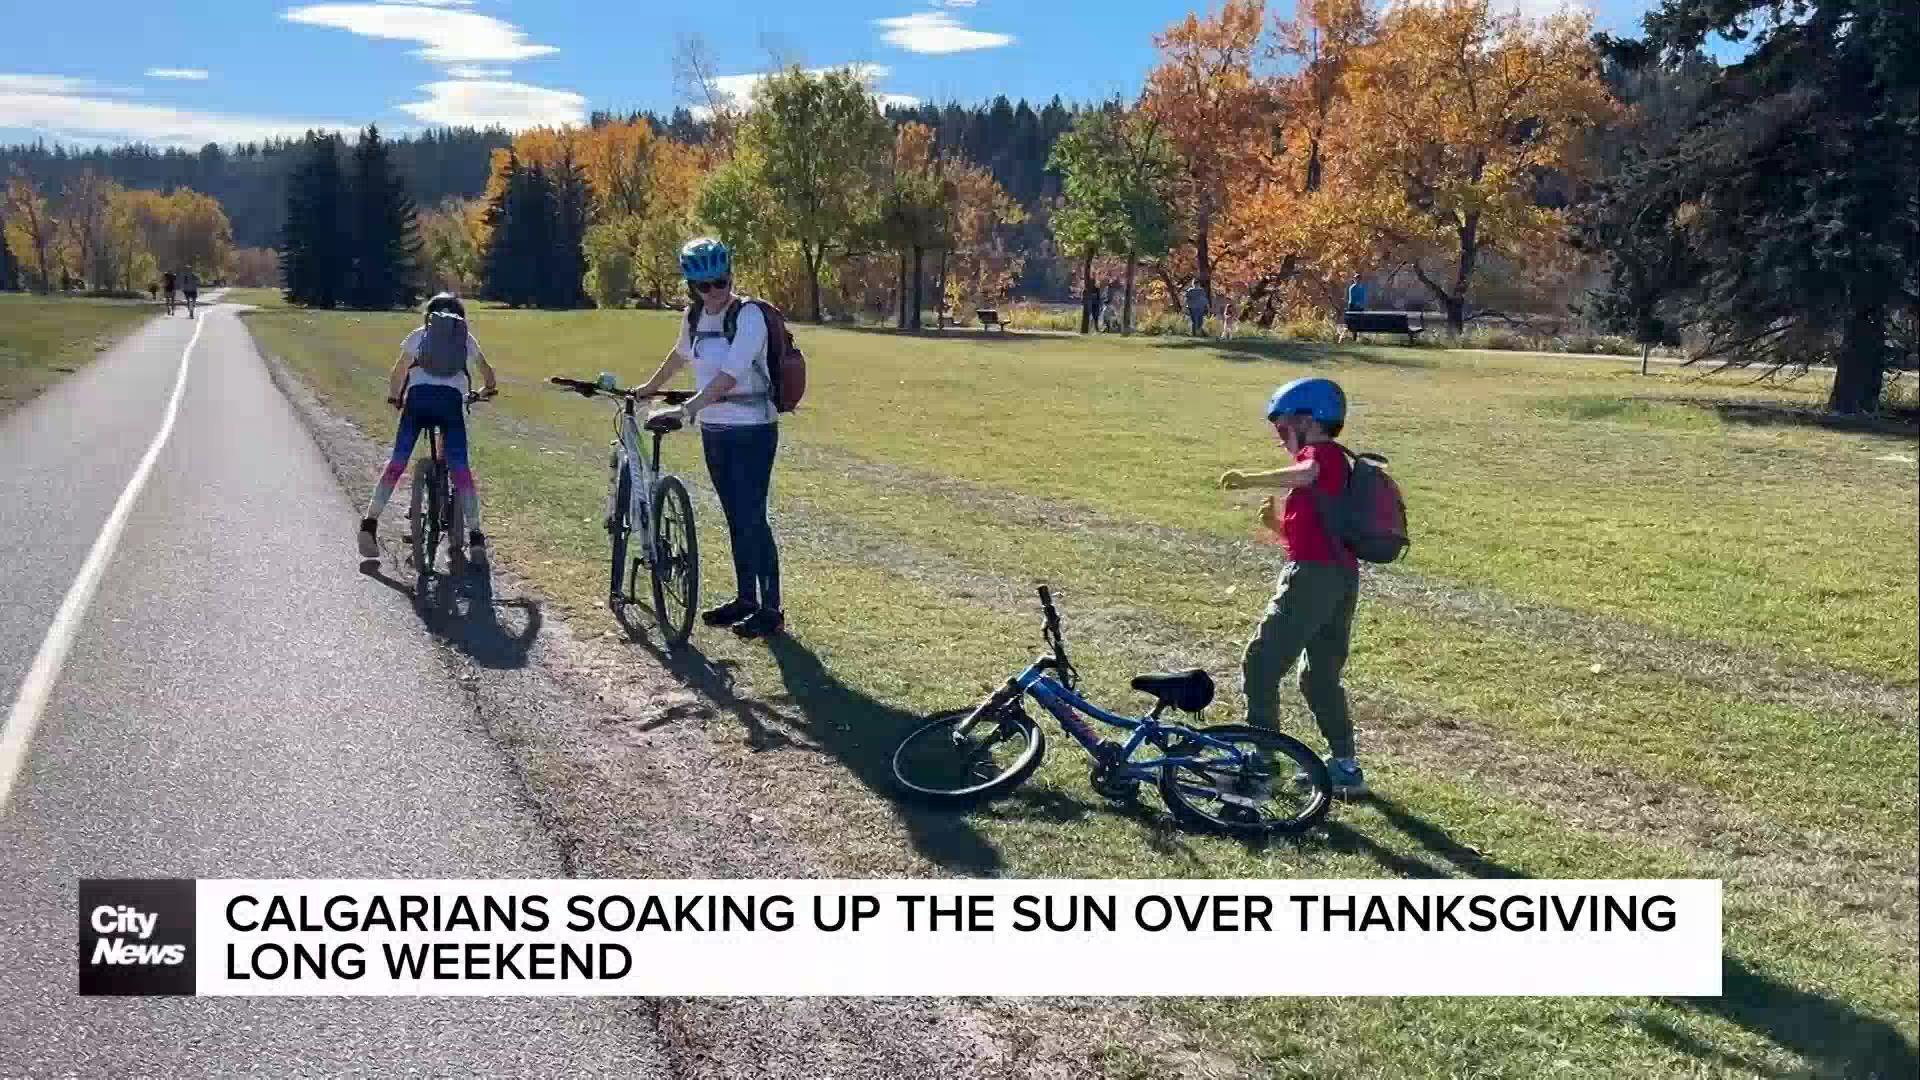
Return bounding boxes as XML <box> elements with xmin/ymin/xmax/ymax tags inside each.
<box><xmin>2</xmin><ymin>1</ymin><xmax>1667</xmax><ymax>148</ymax></box>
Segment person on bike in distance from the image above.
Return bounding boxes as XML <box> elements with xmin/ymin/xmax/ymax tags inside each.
<box><xmin>633</xmin><ymin>237</ymin><xmax>786</xmax><ymax>639</ymax></box>
<box><xmin>180</xmin><ymin>267</ymin><xmax>199</xmax><ymax>314</ymax></box>
<box><xmin>356</xmin><ymin>292</ymin><xmax>498</xmax><ymax>565</ymax></box>
<box><xmin>1219</xmin><ymin>377</ymin><xmax>1367</xmax><ymax>795</ymax></box>
<box><xmin>161</xmin><ymin>270</ymin><xmax>176</xmax><ymax>314</ymax></box>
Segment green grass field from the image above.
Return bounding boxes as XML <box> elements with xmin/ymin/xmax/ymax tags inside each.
<box><xmin>0</xmin><ymin>293</ymin><xmax>154</xmax><ymax>415</ymax></box>
<box><xmin>246</xmin><ymin>305</ymin><xmax>1918</xmax><ymax>1078</ymax></box>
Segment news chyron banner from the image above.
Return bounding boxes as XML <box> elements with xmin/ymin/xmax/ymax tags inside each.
<box><xmin>81</xmin><ymin>879</ymin><xmax>1722</xmax><ymax>997</ymax></box>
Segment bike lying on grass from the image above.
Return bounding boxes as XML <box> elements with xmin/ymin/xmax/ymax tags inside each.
<box><xmin>550</xmin><ymin>374</ymin><xmax>700</xmax><ymax>647</ymax></box>
<box><xmin>890</xmin><ymin>586</ymin><xmax>1333</xmax><ymax>836</ymax></box>
<box><xmin>406</xmin><ymin>389</ymin><xmax>495</xmax><ymax>598</ymax></box>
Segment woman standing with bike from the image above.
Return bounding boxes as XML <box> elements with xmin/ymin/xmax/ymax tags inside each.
<box><xmin>633</xmin><ymin>238</ymin><xmax>785</xmax><ymax>639</ymax></box>
<box><xmin>357</xmin><ymin>293</ymin><xmax>498</xmax><ymax>565</ymax></box>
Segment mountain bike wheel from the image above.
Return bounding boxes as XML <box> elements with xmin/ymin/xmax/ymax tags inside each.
<box><xmin>408</xmin><ymin>464</ymin><xmax>434</xmax><ymax>592</ymax></box>
<box><xmin>607</xmin><ymin>464</ymin><xmax>633</xmax><ymax>607</ymax></box>
<box><xmin>649</xmin><ymin>474</ymin><xmax>699</xmax><ymax>647</ymax></box>
<box><xmin>892</xmin><ymin>704</ymin><xmax>1045</xmax><ymax>803</ymax></box>
<box><xmin>1159</xmin><ymin>724</ymin><xmax>1331</xmax><ymax>835</ymax></box>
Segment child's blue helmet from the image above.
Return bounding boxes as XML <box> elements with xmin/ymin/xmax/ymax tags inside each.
<box><xmin>679</xmin><ymin>237</ymin><xmax>732</xmax><ymax>281</ymax></box>
<box><xmin>1267</xmin><ymin>377</ymin><xmax>1347</xmax><ymax>425</ymax></box>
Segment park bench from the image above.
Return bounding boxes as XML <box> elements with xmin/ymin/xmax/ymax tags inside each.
<box><xmin>1342</xmin><ymin>310</ymin><xmax>1426</xmax><ymax>345</ymax></box>
<box><xmin>976</xmin><ymin>308</ymin><xmax>1008</xmax><ymax>333</ymax></box>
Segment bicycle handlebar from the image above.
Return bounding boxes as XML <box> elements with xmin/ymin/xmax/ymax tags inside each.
<box><xmin>548</xmin><ymin>376</ymin><xmax>693</xmax><ymax>405</ymax></box>
<box><xmin>1036</xmin><ymin>585</ymin><xmax>1070</xmax><ymax>674</ymax></box>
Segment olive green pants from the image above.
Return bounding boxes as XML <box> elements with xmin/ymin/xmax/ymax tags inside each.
<box><xmin>1241</xmin><ymin>560</ymin><xmax>1360</xmax><ymax>758</ymax></box>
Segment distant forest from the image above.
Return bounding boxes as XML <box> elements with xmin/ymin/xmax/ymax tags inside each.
<box><xmin>0</xmin><ymin>96</ymin><xmax>1090</xmax><ymax>291</ymax></box>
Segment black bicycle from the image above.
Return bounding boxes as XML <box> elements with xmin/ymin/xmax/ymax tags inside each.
<box><xmin>405</xmin><ymin>389</ymin><xmax>494</xmax><ymax>597</ymax></box>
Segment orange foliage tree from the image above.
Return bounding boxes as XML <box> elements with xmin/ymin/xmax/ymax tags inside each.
<box><xmin>1321</xmin><ymin>0</ymin><xmax>1617</xmax><ymax>332</ymax></box>
<box><xmin>1139</xmin><ymin>0</ymin><xmax>1278</xmax><ymax>306</ymax></box>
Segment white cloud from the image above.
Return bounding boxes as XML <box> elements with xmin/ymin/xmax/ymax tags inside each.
<box><xmin>939</xmin><ymin>0</ymin><xmax>978</xmax><ymax>6</ymax></box>
<box><xmin>0</xmin><ymin>75</ymin><xmax>347</xmax><ymax>146</ymax></box>
<box><xmin>446</xmin><ymin>65</ymin><xmax>510</xmax><ymax>78</ymax></box>
<box><xmin>877</xmin><ymin>92</ymin><xmax>922</xmax><ymax>109</ymax></box>
<box><xmin>283</xmin><ymin>3</ymin><xmax>558</xmax><ymax>64</ymax></box>
<box><xmin>397</xmin><ymin>80</ymin><xmax>586</xmax><ymax>129</ymax></box>
<box><xmin>695</xmin><ymin>63</ymin><xmax>901</xmax><ymax>118</ymax></box>
<box><xmin>874</xmin><ymin>12</ymin><xmax>1015</xmax><ymax>54</ymax></box>
<box><xmin>147</xmin><ymin>68</ymin><xmax>210</xmax><ymax>80</ymax></box>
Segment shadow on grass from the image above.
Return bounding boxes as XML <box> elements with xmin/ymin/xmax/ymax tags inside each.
<box><xmin>827</xmin><ymin>323</ymin><xmax>1070</xmax><ymax>346</ymax></box>
<box><xmin>359</xmin><ymin>558</ymin><xmax>542</xmax><ymax>669</ymax></box>
<box><xmin>613</xmin><ymin>604</ymin><xmax>801</xmax><ymax>755</ymax></box>
<box><xmin>1648</xmin><ymin>955</ymin><xmax>1919</xmax><ymax>1079</ymax></box>
<box><xmin>1153</xmin><ymin>337</ymin><xmax>1437</xmax><ymax>369</ymax></box>
<box><xmin>1664</xmin><ymin>397</ymin><xmax>1920</xmax><ymax>440</ymax></box>
<box><xmin>760</xmin><ymin>634</ymin><xmax>1007</xmax><ymax>875</ymax></box>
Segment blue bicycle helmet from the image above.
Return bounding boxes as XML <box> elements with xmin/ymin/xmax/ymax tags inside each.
<box><xmin>1266</xmin><ymin>377</ymin><xmax>1347</xmax><ymax>426</ymax></box>
<box><xmin>679</xmin><ymin>237</ymin><xmax>732</xmax><ymax>281</ymax></box>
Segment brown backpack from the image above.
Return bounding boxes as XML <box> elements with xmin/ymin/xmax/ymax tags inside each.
<box><xmin>686</xmin><ymin>297</ymin><xmax>807</xmax><ymax>413</ymax></box>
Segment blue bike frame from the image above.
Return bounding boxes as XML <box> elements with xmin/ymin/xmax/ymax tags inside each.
<box><xmin>974</xmin><ymin>657</ymin><xmax>1253</xmax><ymax>785</ymax></box>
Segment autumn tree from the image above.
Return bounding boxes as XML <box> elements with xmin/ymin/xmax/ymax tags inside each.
<box><xmin>59</xmin><ymin>170</ymin><xmax>116</xmax><ymax>289</ymax></box>
<box><xmin>736</xmin><ymin>66</ymin><xmax>891</xmax><ymax>321</ymax></box>
<box><xmin>939</xmin><ymin>158</ymin><xmax>1026</xmax><ymax>324</ymax></box>
<box><xmin>1216</xmin><ymin>0</ymin><xmax>1376</xmax><ymax>323</ymax></box>
<box><xmin>4</xmin><ymin>168</ymin><xmax>58</xmax><ymax>293</ymax></box>
<box><xmin>418</xmin><ymin>198</ymin><xmax>484</xmax><ymax>294</ymax></box>
<box><xmin>1141</xmin><ymin>0</ymin><xmax>1277</xmax><ymax>307</ymax></box>
<box><xmin>873</xmin><ymin>123</ymin><xmax>948</xmax><ymax>328</ymax></box>
<box><xmin>1324</xmin><ymin>0</ymin><xmax>1617</xmax><ymax>333</ymax></box>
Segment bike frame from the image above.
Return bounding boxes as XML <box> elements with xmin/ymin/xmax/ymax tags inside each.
<box><xmin>607</xmin><ymin>395</ymin><xmax>668</xmax><ymax>566</ymax></box>
<box><xmin>967</xmin><ymin>658</ymin><xmax>1253</xmax><ymax>786</ymax></box>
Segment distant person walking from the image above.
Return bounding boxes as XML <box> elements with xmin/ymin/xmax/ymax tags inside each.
<box><xmin>1221</xmin><ymin>294</ymin><xmax>1239</xmax><ymax>337</ymax></box>
<box><xmin>1184</xmin><ymin>279</ymin><xmax>1209</xmax><ymax>336</ymax></box>
<box><xmin>1086</xmin><ymin>283</ymin><xmax>1105</xmax><ymax>334</ymax></box>
<box><xmin>1346</xmin><ymin>275</ymin><xmax>1369</xmax><ymax>313</ymax></box>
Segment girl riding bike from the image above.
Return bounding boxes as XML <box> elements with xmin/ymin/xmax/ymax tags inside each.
<box><xmin>357</xmin><ymin>293</ymin><xmax>498</xmax><ymax>565</ymax></box>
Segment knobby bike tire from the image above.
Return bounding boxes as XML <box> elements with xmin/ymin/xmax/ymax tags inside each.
<box><xmin>1158</xmin><ymin>724</ymin><xmax>1331</xmax><ymax>836</ymax></box>
<box><xmin>608</xmin><ymin>464</ymin><xmax>633</xmax><ymax>606</ymax></box>
<box><xmin>649</xmin><ymin>474</ymin><xmax>699</xmax><ymax>647</ymax></box>
<box><xmin>408</xmin><ymin>466</ymin><xmax>432</xmax><ymax>595</ymax></box>
<box><xmin>891</xmin><ymin>704</ymin><xmax>1045</xmax><ymax>804</ymax></box>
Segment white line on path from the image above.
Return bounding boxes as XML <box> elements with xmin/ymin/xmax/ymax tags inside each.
<box><xmin>0</xmin><ymin>312</ymin><xmax>208</xmax><ymax>813</ymax></box>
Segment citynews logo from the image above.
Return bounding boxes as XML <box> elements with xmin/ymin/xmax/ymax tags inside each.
<box><xmin>78</xmin><ymin>879</ymin><xmax>196</xmax><ymax>996</ymax></box>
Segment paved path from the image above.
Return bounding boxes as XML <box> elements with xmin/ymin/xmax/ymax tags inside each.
<box><xmin>0</xmin><ymin>302</ymin><xmax>666</xmax><ymax>1075</ymax></box>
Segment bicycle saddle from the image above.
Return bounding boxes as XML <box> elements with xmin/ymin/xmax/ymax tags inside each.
<box><xmin>644</xmin><ymin>413</ymin><xmax>685</xmax><ymax>434</ymax></box>
<box><xmin>1130</xmin><ymin>668</ymin><xmax>1214</xmax><ymax>712</ymax></box>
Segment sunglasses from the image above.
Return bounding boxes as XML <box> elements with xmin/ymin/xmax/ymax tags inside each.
<box><xmin>692</xmin><ymin>278</ymin><xmax>730</xmax><ymax>293</ymax></box>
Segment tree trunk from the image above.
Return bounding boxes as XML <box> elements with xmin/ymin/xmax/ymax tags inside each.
<box><xmin>1445</xmin><ymin>295</ymin><xmax>1466</xmax><ymax>336</ymax></box>
<box><xmin>910</xmin><ymin>245</ymin><xmax>925</xmax><ymax>331</ymax></box>
<box><xmin>1079</xmin><ymin>250</ymin><xmax>1095</xmax><ymax>334</ymax></box>
<box><xmin>1122</xmin><ymin>253</ymin><xmax>1137</xmax><ymax>335</ymax></box>
<box><xmin>1828</xmin><ymin>304</ymin><xmax>1888</xmax><ymax>414</ymax></box>
<box><xmin>805</xmin><ymin>246</ymin><xmax>823</xmax><ymax>323</ymax></box>
<box><xmin>896</xmin><ymin>250</ymin><xmax>908</xmax><ymax>328</ymax></box>
<box><xmin>1195</xmin><ymin>198</ymin><xmax>1213</xmax><ymax>304</ymax></box>
<box><xmin>1640</xmin><ymin>341</ymin><xmax>1652</xmax><ymax>376</ymax></box>
<box><xmin>1450</xmin><ymin>211</ymin><xmax>1480</xmax><ymax>336</ymax></box>
<box><xmin>936</xmin><ymin>249</ymin><xmax>949</xmax><ymax>329</ymax></box>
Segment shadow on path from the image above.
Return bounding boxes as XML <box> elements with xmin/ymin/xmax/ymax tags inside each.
<box><xmin>359</xmin><ymin>558</ymin><xmax>541</xmax><ymax>670</ymax></box>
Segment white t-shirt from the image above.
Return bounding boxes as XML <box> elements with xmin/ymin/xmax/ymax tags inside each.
<box><xmin>675</xmin><ymin>301</ymin><xmax>774</xmax><ymax>427</ymax></box>
<box><xmin>400</xmin><ymin>326</ymin><xmax>485</xmax><ymax>394</ymax></box>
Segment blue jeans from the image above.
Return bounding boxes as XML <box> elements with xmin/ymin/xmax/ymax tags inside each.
<box><xmin>701</xmin><ymin>423</ymin><xmax>781</xmax><ymax>611</ymax></box>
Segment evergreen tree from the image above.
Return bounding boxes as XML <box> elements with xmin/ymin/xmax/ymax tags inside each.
<box><xmin>0</xmin><ymin>224</ymin><xmax>18</xmax><ymax>291</ymax></box>
<box><xmin>548</xmin><ymin>150</ymin><xmax>591</xmax><ymax>308</ymax></box>
<box><xmin>280</xmin><ymin>132</ymin><xmax>349</xmax><ymax>308</ymax></box>
<box><xmin>346</xmin><ymin>125</ymin><xmax>424</xmax><ymax>310</ymax></box>
<box><xmin>1641</xmin><ymin>0</ymin><xmax>1920</xmax><ymax>412</ymax></box>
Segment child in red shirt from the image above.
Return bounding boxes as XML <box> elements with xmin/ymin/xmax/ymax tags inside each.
<box><xmin>1220</xmin><ymin>377</ymin><xmax>1365</xmax><ymax>795</ymax></box>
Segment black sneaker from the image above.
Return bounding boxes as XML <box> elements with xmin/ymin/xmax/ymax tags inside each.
<box><xmin>701</xmin><ymin>598</ymin><xmax>759</xmax><ymax>627</ymax></box>
<box><xmin>467</xmin><ymin>530</ymin><xmax>488</xmax><ymax>569</ymax></box>
<box><xmin>356</xmin><ymin>519</ymin><xmax>379</xmax><ymax>558</ymax></box>
<box><xmin>733</xmin><ymin>609</ymin><xmax>786</xmax><ymax>639</ymax></box>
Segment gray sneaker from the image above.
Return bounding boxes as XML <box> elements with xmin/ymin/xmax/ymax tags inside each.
<box><xmin>1328</xmin><ymin>759</ymin><xmax>1367</xmax><ymax>796</ymax></box>
<box><xmin>356</xmin><ymin>520</ymin><xmax>378</xmax><ymax>558</ymax></box>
